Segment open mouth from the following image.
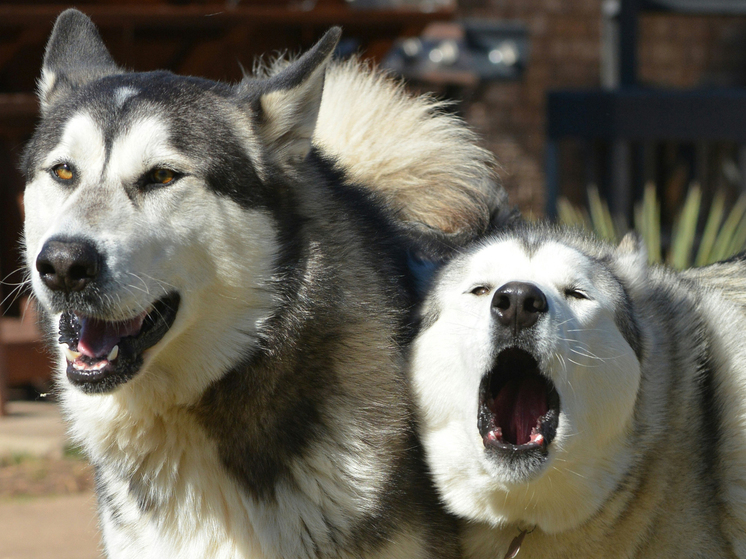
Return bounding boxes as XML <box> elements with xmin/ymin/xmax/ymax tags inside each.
<box><xmin>478</xmin><ymin>347</ymin><xmax>560</xmax><ymax>454</ymax></box>
<box><xmin>58</xmin><ymin>292</ymin><xmax>180</xmax><ymax>393</ymax></box>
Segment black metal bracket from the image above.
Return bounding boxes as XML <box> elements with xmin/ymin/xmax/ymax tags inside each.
<box><xmin>382</xmin><ymin>20</ymin><xmax>528</xmax><ymax>84</ymax></box>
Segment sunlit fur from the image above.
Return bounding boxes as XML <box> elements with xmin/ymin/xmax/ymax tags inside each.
<box><xmin>412</xmin><ymin>223</ymin><xmax>746</xmax><ymax>558</ymax></box>
<box><xmin>315</xmin><ymin>58</ymin><xmax>509</xmax><ymax>239</ymax></box>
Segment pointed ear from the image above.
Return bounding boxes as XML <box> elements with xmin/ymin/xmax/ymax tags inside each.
<box><xmin>617</xmin><ymin>231</ymin><xmax>647</xmax><ymax>260</ymax></box>
<box><xmin>247</xmin><ymin>27</ymin><xmax>341</xmax><ymax>166</ymax></box>
<box><xmin>39</xmin><ymin>9</ymin><xmax>121</xmax><ymax>113</ymax></box>
<box><xmin>613</xmin><ymin>231</ymin><xmax>649</xmax><ymax>291</ymax></box>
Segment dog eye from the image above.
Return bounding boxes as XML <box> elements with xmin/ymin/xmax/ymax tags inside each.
<box><xmin>51</xmin><ymin>163</ymin><xmax>74</xmax><ymax>181</ymax></box>
<box><xmin>149</xmin><ymin>168</ymin><xmax>177</xmax><ymax>185</ymax></box>
<box><xmin>470</xmin><ymin>285</ymin><xmax>491</xmax><ymax>296</ymax></box>
<box><xmin>564</xmin><ymin>287</ymin><xmax>589</xmax><ymax>300</ymax></box>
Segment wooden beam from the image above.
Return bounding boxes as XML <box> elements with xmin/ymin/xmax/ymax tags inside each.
<box><xmin>0</xmin><ymin>5</ymin><xmax>454</xmax><ymax>29</ymax></box>
<box><xmin>0</xmin><ymin>94</ymin><xmax>37</xmax><ymax>118</ymax></box>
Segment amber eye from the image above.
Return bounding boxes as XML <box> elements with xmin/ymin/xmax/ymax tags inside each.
<box><xmin>150</xmin><ymin>168</ymin><xmax>176</xmax><ymax>185</ymax></box>
<box><xmin>52</xmin><ymin>163</ymin><xmax>73</xmax><ymax>181</ymax></box>
<box><xmin>470</xmin><ymin>286</ymin><xmax>490</xmax><ymax>296</ymax></box>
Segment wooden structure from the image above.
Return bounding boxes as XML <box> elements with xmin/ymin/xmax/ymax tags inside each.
<box><xmin>0</xmin><ymin>0</ymin><xmax>454</xmax><ymax>413</ymax></box>
<box><xmin>545</xmin><ymin>0</ymin><xmax>746</xmax><ymax>218</ymax></box>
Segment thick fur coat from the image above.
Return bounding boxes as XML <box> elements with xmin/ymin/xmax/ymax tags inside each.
<box><xmin>22</xmin><ymin>10</ymin><xmax>508</xmax><ymax>558</ymax></box>
<box><xmin>411</xmin><ymin>223</ymin><xmax>746</xmax><ymax>558</ymax></box>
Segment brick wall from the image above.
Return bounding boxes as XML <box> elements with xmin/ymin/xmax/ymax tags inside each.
<box><xmin>456</xmin><ymin>1</ymin><xmax>746</xmax><ymax>215</ymax></box>
<box><xmin>639</xmin><ymin>14</ymin><xmax>746</xmax><ymax>88</ymax></box>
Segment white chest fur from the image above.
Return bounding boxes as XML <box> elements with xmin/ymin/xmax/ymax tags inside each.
<box><xmin>61</xmin><ymin>381</ymin><xmax>422</xmax><ymax>559</ymax></box>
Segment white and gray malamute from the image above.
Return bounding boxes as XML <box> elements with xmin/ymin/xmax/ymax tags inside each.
<box><xmin>411</xmin><ymin>222</ymin><xmax>746</xmax><ymax>558</ymax></box>
<box><xmin>22</xmin><ymin>10</ymin><xmax>509</xmax><ymax>558</ymax></box>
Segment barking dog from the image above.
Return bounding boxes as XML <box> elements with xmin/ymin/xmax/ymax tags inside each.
<box><xmin>23</xmin><ymin>10</ymin><xmax>508</xmax><ymax>558</ymax></box>
<box><xmin>411</xmin><ymin>223</ymin><xmax>746</xmax><ymax>558</ymax></box>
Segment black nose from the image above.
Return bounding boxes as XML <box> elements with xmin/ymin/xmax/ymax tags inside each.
<box><xmin>36</xmin><ymin>239</ymin><xmax>101</xmax><ymax>293</ymax></box>
<box><xmin>492</xmin><ymin>281</ymin><xmax>548</xmax><ymax>333</ymax></box>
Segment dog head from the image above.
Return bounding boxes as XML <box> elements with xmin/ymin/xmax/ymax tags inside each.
<box><xmin>411</xmin><ymin>224</ymin><xmax>646</xmax><ymax>532</ymax></box>
<box><xmin>23</xmin><ymin>9</ymin><xmax>339</xmax><ymax>399</ymax></box>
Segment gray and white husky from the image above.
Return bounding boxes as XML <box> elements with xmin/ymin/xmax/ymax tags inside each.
<box><xmin>22</xmin><ymin>9</ymin><xmax>509</xmax><ymax>558</ymax></box>
<box><xmin>411</xmin><ymin>222</ymin><xmax>746</xmax><ymax>558</ymax></box>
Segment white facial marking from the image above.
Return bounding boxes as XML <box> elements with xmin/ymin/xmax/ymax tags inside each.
<box><xmin>42</xmin><ymin>112</ymin><xmax>106</xmax><ymax>178</ymax></box>
<box><xmin>26</xmin><ymin>107</ymin><xmax>280</xmax><ymax>408</ymax></box>
<box><xmin>25</xmin><ymin>112</ymin><xmax>106</xmax><ymax>288</ymax></box>
<box><xmin>107</xmin><ymin>116</ymin><xmax>190</xmax><ymax>184</ymax></box>
<box><xmin>412</xmin><ymin>237</ymin><xmax>641</xmax><ymax>532</ymax></box>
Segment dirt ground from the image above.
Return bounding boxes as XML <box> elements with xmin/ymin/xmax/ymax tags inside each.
<box><xmin>0</xmin><ymin>491</ymin><xmax>101</xmax><ymax>559</ymax></box>
<box><xmin>0</xmin><ymin>454</ymin><xmax>94</xmax><ymax>498</ymax></box>
<box><xmin>0</xmin><ymin>448</ymin><xmax>101</xmax><ymax>558</ymax></box>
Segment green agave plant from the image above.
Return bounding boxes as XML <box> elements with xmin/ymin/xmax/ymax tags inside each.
<box><xmin>557</xmin><ymin>183</ymin><xmax>746</xmax><ymax>269</ymax></box>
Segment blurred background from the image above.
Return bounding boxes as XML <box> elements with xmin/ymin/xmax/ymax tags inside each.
<box><xmin>6</xmin><ymin>0</ymin><xmax>746</xmax><ymax>399</ymax></box>
<box><xmin>1</xmin><ymin>1</ymin><xmax>746</xmax><ymax>555</ymax></box>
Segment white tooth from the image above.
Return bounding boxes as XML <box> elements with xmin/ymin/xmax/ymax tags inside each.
<box><xmin>62</xmin><ymin>345</ymin><xmax>81</xmax><ymax>361</ymax></box>
<box><xmin>107</xmin><ymin>345</ymin><xmax>119</xmax><ymax>361</ymax></box>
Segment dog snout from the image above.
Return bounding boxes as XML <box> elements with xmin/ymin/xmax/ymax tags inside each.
<box><xmin>36</xmin><ymin>238</ymin><xmax>101</xmax><ymax>293</ymax></box>
<box><xmin>492</xmin><ymin>281</ymin><xmax>548</xmax><ymax>333</ymax></box>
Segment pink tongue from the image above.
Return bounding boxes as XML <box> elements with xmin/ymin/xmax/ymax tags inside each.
<box><xmin>492</xmin><ymin>378</ymin><xmax>548</xmax><ymax>445</ymax></box>
<box><xmin>77</xmin><ymin>314</ymin><xmax>146</xmax><ymax>358</ymax></box>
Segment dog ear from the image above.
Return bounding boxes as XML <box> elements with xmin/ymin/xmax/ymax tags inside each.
<box><xmin>613</xmin><ymin>231</ymin><xmax>649</xmax><ymax>290</ymax></box>
<box><xmin>245</xmin><ymin>27</ymin><xmax>341</xmax><ymax>166</ymax></box>
<box><xmin>616</xmin><ymin>231</ymin><xmax>647</xmax><ymax>259</ymax></box>
<box><xmin>39</xmin><ymin>9</ymin><xmax>121</xmax><ymax>113</ymax></box>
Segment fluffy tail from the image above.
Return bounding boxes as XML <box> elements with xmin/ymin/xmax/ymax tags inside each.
<box><xmin>314</xmin><ymin>57</ymin><xmax>515</xmax><ymax>248</ymax></box>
